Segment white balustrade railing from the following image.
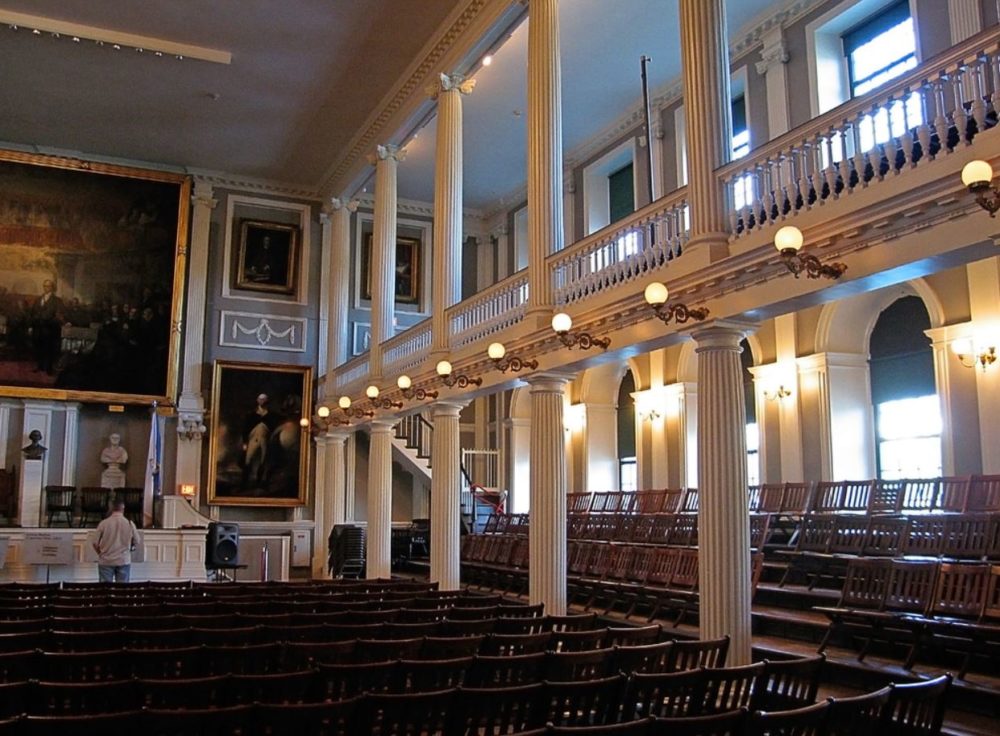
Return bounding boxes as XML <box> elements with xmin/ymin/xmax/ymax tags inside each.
<box><xmin>448</xmin><ymin>272</ymin><xmax>530</xmax><ymax>348</ymax></box>
<box><xmin>549</xmin><ymin>189</ymin><xmax>689</xmax><ymax>305</ymax></box>
<box><xmin>720</xmin><ymin>28</ymin><xmax>1000</xmax><ymax>235</ymax></box>
<box><xmin>333</xmin><ymin>354</ymin><xmax>369</xmax><ymax>391</ymax></box>
<box><xmin>383</xmin><ymin>319</ymin><xmax>432</xmax><ymax>377</ymax></box>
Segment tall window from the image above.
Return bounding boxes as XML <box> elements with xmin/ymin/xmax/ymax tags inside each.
<box><xmin>617</xmin><ymin>370</ymin><xmax>637</xmax><ymax>492</ymax></box>
<box><xmin>609</xmin><ymin>163</ymin><xmax>635</xmax><ymax>224</ymax></box>
<box><xmin>740</xmin><ymin>339</ymin><xmax>760</xmax><ymax>487</ymax></box>
<box><xmin>869</xmin><ymin>296</ymin><xmax>941</xmax><ymax>479</ymax></box>
<box><xmin>731</xmin><ymin>96</ymin><xmax>754</xmax><ymax>211</ymax></box>
<box><xmin>842</xmin><ymin>2</ymin><xmax>922</xmax><ymax>151</ymax></box>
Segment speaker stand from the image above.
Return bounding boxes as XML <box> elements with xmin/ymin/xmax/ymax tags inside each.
<box><xmin>206</xmin><ymin>564</ymin><xmax>246</xmax><ymax>583</ymax></box>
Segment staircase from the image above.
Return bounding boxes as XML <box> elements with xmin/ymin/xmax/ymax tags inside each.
<box><xmin>392</xmin><ymin>413</ymin><xmax>504</xmax><ymax>533</ymax></box>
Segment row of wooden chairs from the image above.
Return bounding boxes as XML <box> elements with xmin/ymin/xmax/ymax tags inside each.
<box><xmin>563</xmin><ymin>475</ymin><xmax>1000</xmax><ymax>517</ymax></box>
<box><xmin>42</xmin><ymin>485</ymin><xmax>144</xmax><ymax>527</ymax></box>
<box><xmin>0</xmin><ymin>670</ymin><xmax>948</xmax><ymax>736</ymax></box>
<box><xmin>775</xmin><ymin>512</ymin><xmax>1000</xmax><ymax>589</ymax></box>
<box><xmin>565</xmin><ymin>513</ymin><xmax>772</xmax><ymax>549</ymax></box>
<box><xmin>816</xmin><ymin>557</ymin><xmax>1000</xmax><ymax>676</ymax></box>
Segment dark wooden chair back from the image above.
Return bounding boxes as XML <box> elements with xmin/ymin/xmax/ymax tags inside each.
<box><xmin>44</xmin><ymin>485</ymin><xmax>76</xmax><ymax>526</ymax></box>
<box><xmin>541</xmin><ymin>674</ymin><xmax>625</xmax><ymax>727</ymax></box>
<box><xmin>613</xmin><ymin>641</ymin><xmax>674</xmax><ymax>676</ymax></box>
<box><xmin>880</xmin><ymin>674</ymin><xmax>952</xmax><ymax>736</ymax></box>
<box><xmin>467</xmin><ymin>652</ymin><xmax>546</xmax><ymax>687</ymax></box>
<box><xmin>359</xmin><ymin>687</ymin><xmax>455</xmax><ymax>735</ymax></box>
<box><xmin>253</xmin><ymin>697</ymin><xmax>360</xmax><ymax>736</ymax></box>
<box><xmin>825</xmin><ymin>686</ymin><xmax>892</xmax><ymax>736</ymax></box>
<box><xmin>652</xmin><ymin>707</ymin><xmax>747</xmax><ymax>735</ymax></box>
<box><xmin>394</xmin><ymin>656</ymin><xmax>474</xmax><ymax>693</ymax></box>
<box><xmin>606</xmin><ymin>624</ymin><xmax>662</xmax><ymax>647</ymax></box>
<box><xmin>750</xmin><ymin>654</ymin><xmax>824</xmax><ymax>712</ymax></box>
<box><xmin>621</xmin><ymin>667</ymin><xmax>707</xmax><ymax>719</ymax></box>
<box><xmin>748</xmin><ymin>701</ymin><xmax>829</xmax><ymax>736</ymax></box>
<box><xmin>665</xmin><ymin>635</ymin><xmax>729</xmax><ymax>671</ymax></box>
<box><xmin>701</xmin><ymin>662</ymin><xmax>764</xmax><ymax>714</ymax></box>
<box><xmin>543</xmin><ymin>647</ymin><xmax>613</xmax><ymax>681</ymax></box>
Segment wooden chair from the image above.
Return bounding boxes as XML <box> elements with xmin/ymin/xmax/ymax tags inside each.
<box><xmin>0</xmin><ymin>650</ymin><xmax>41</xmax><ymax>683</ymax></box>
<box><xmin>543</xmin><ymin>613</ymin><xmax>599</xmax><ymax>632</ymax></box>
<box><xmin>550</xmin><ymin>627</ymin><xmax>608</xmax><ymax>652</ymax></box>
<box><xmin>620</xmin><ymin>667</ymin><xmax>707</xmax><ymax>719</ymax></box>
<box><xmin>651</xmin><ymin>707</ymin><xmax>747</xmax><ymax>735</ymax></box>
<box><xmin>39</xmin><ymin>649</ymin><xmax>124</xmax><ymax>682</ymax></box>
<box><xmin>28</xmin><ymin>678</ymin><xmax>138</xmax><ymax>714</ymax></box>
<box><xmin>126</xmin><ymin>646</ymin><xmax>205</xmax><ymax>680</ymax></box>
<box><xmin>315</xmin><ymin>660</ymin><xmax>396</xmax><ymax>700</ymax></box>
<box><xmin>446</xmin><ymin>682</ymin><xmax>546</xmax><ymax>735</ymax></box>
<box><xmin>44</xmin><ymin>485</ymin><xmax>75</xmax><ymax>527</ymax></box>
<box><xmin>357</xmin><ymin>687</ymin><xmax>455</xmax><ymax>735</ymax></box>
<box><xmin>700</xmin><ymin>662</ymin><xmax>764</xmax><ymax>714</ymax></box>
<box><xmin>612</xmin><ymin>641</ymin><xmax>674</xmax><ymax>675</ymax></box>
<box><xmin>393</xmin><ymin>656</ymin><xmax>474</xmax><ymax>693</ymax></box>
<box><xmin>418</xmin><ymin>634</ymin><xmax>484</xmax><ymax>659</ymax></box>
<box><xmin>544</xmin><ymin>648</ymin><xmax>613</xmax><ymax>681</ymax></box>
<box><xmin>0</xmin><ymin>681</ymin><xmax>29</xmax><ymax>719</ymax></box>
<box><xmin>77</xmin><ymin>486</ymin><xmax>112</xmax><ymax>527</ymax></box>
<box><xmin>114</xmin><ymin>486</ymin><xmax>144</xmax><ymax>527</ymax></box>
<box><xmin>482</xmin><ymin>631</ymin><xmax>552</xmax><ymax>656</ymax></box>
<box><xmin>203</xmin><ymin>642</ymin><xmax>283</xmax><ymax>675</ymax></box>
<box><xmin>468</xmin><ymin>652</ymin><xmax>546</xmax><ymax>686</ymax></box>
<box><xmin>936</xmin><ymin>476</ymin><xmax>971</xmax><ymax>513</ymax></box>
<box><xmin>283</xmin><ymin>640</ymin><xmax>356</xmax><ymax>669</ymax></box>
<box><xmin>869</xmin><ymin>479</ymin><xmax>904</xmax><ymax>514</ymax></box>
<box><xmin>353</xmin><ymin>636</ymin><xmax>423</xmax><ymax>663</ymax></box>
<box><xmin>22</xmin><ymin>710</ymin><xmax>140</xmax><ymax>736</ymax></box>
<box><xmin>134</xmin><ymin>675</ymin><xmax>230</xmax><ymax>709</ymax></box>
<box><xmin>747</xmin><ymin>701</ymin><xmax>829</xmax><ymax>736</ymax></box>
<box><xmin>824</xmin><ymin>686</ymin><xmax>892</xmax><ymax>736</ymax></box>
<box><xmin>252</xmin><ymin>697</ymin><xmax>361</xmax><ymax>736</ymax></box>
<box><xmin>140</xmin><ymin>704</ymin><xmax>254</xmax><ymax>735</ymax></box>
<box><xmin>548</xmin><ymin>717</ymin><xmax>655</xmax><ymax>734</ymax></box>
<box><xmin>540</xmin><ymin>674</ymin><xmax>625</xmax><ymax>727</ymax></box>
<box><xmin>900</xmin><ymin>478</ymin><xmax>939</xmax><ymax>513</ymax></box>
<box><xmin>0</xmin><ymin>467</ymin><xmax>16</xmax><ymax>524</ymax></box>
<box><xmin>750</xmin><ymin>654</ymin><xmax>824</xmax><ymax>712</ymax></box>
<box><xmin>606</xmin><ymin>624</ymin><xmax>662</xmax><ymax>647</ymax></box>
<box><xmin>665</xmin><ymin>635</ymin><xmax>729</xmax><ymax>671</ymax></box>
<box><xmin>815</xmin><ymin>557</ymin><xmax>892</xmax><ymax>653</ymax></box>
<box><xmin>967</xmin><ymin>474</ymin><xmax>1000</xmax><ymax>512</ymax></box>
<box><xmin>229</xmin><ymin>669</ymin><xmax>318</xmax><ymax>704</ymax></box>
<box><xmin>879</xmin><ymin>674</ymin><xmax>952</xmax><ymax>736</ymax></box>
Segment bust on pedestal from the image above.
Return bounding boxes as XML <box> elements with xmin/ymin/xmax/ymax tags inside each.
<box><xmin>19</xmin><ymin>430</ymin><xmax>46</xmax><ymax>527</ymax></box>
<box><xmin>100</xmin><ymin>433</ymin><xmax>128</xmax><ymax>489</ymax></box>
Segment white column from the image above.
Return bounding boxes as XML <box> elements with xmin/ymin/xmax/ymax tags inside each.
<box><xmin>756</xmin><ymin>27</ymin><xmax>790</xmax><ymax>140</ymax></box>
<box><xmin>175</xmin><ymin>180</ymin><xmax>215</xmax><ymax>506</ymax></box>
<box><xmin>0</xmin><ymin>400</ymin><xmax>16</xmax><ymax>469</ymax></box>
<box><xmin>430</xmin><ymin>400</ymin><xmax>469</xmax><ymax>589</ymax></box>
<box><xmin>650</xmin><ymin>119</ymin><xmax>666</xmax><ymax>201</ymax></box>
<box><xmin>493</xmin><ymin>224</ymin><xmax>510</xmax><ymax>281</ymax></box>
<box><xmin>925</xmin><ymin>327</ymin><xmax>957</xmax><ymax>476</ymax></box>
<box><xmin>311</xmin><ymin>435</ymin><xmax>328</xmax><ymax>579</ymax></box>
<box><xmin>506</xmin><ymin>417</ymin><xmax>531</xmax><ymax>513</ymax></box>
<box><xmin>322</xmin><ymin>198</ymin><xmax>357</xmax><ymax>380</ymax></box>
<box><xmin>679</xmin><ymin>0</ymin><xmax>731</xmax><ymax>260</ymax></box>
<box><xmin>345</xmin><ymin>433</ymin><xmax>357</xmax><ymax>521</ymax></box>
<box><xmin>582</xmin><ymin>403</ymin><xmax>618</xmax><ymax>491</ymax></box>
<box><xmin>429</xmin><ymin>74</ymin><xmax>475</xmax><ymax>357</ymax></box>
<box><xmin>61</xmin><ymin>403</ymin><xmax>80</xmax><ymax>487</ymax></box>
<box><xmin>366</xmin><ymin>420</ymin><xmax>395</xmax><ymax>579</ymax></box>
<box><xmin>563</xmin><ymin>177</ymin><xmax>576</xmax><ymax>246</ymax></box>
<box><xmin>314</xmin><ymin>429</ymin><xmax>350</xmax><ymax>578</ymax></box>
<box><xmin>773</xmin><ymin>314</ymin><xmax>804</xmax><ymax>481</ymax></box>
<box><xmin>526</xmin><ymin>0</ymin><xmax>564</xmax><ymax>318</ymax></box>
<box><xmin>20</xmin><ymin>402</ymin><xmax>56</xmax><ymax>526</ymax></box>
<box><xmin>692</xmin><ymin>323</ymin><xmax>753</xmax><ymax>665</ymax></box>
<box><xmin>368</xmin><ymin>145</ymin><xmax>404</xmax><ymax>380</ymax></box>
<box><xmin>527</xmin><ymin>373</ymin><xmax>571</xmax><ymax>616</ymax></box>
<box><xmin>949</xmin><ymin>0</ymin><xmax>982</xmax><ymax>44</ymax></box>
<box><xmin>966</xmin><ymin>259</ymin><xmax>1000</xmax><ymax>473</ymax></box>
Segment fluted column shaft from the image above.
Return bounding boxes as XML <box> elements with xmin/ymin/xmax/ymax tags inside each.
<box><xmin>527</xmin><ymin>374</ymin><xmax>571</xmax><ymax>616</ymax></box>
<box><xmin>679</xmin><ymin>0</ymin><xmax>732</xmax><ymax>253</ymax></box>
<box><xmin>430</xmin><ymin>75</ymin><xmax>474</xmax><ymax>355</ymax></box>
<box><xmin>693</xmin><ymin>324</ymin><xmax>752</xmax><ymax>664</ymax></box>
<box><xmin>369</xmin><ymin>145</ymin><xmax>403</xmax><ymax>379</ymax></box>
<box><xmin>314</xmin><ymin>428</ymin><xmax>350</xmax><ymax>579</ymax></box>
<box><xmin>175</xmin><ymin>180</ymin><xmax>215</xmax><ymax>505</ymax></box>
<box><xmin>323</xmin><ymin>199</ymin><xmax>356</xmax><ymax>378</ymax></box>
<box><xmin>430</xmin><ymin>401</ymin><xmax>468</xmax><ymax>589</ymax></box>
<box><xmin>366</xmin><ymin>420</ymin><xmax>395</xmax><ymax>579</ymax></box>
<box><xmin>526</xmin><ymin>0</ymin><xmax>563</xmax><ymax>316</ymax></box>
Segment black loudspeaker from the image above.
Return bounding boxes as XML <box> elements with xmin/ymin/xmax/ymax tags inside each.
<box><xmin>206</xmin><ymin>522</ymin><xmax>240</xmax><ymax>567</ymax></box>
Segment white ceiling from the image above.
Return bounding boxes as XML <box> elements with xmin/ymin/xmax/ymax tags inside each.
<box><xmin>0</xmin><ymin>0</ymin><xmax>780</xmax><ymax>212</ymax></box>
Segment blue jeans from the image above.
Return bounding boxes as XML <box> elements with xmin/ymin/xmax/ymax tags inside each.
<box><xmin>98</xmin><ymin>564</ymin><xmax>130</xmax><ymax>583</ymax></box>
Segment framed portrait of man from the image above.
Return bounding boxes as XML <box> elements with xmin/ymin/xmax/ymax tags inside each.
<box><xmin>360</xmin><ymin>233</ymin><xmax>420</xmax><ymax>304</ymax></box>
<box><xmin>234</xmin><ymin>220</ymin><xmax>300</xmax><ymax>295</ymax></box>
<box><xmin>207</xmin><ymin>361</ymin><xmax>311</xmax><ymax>506</ymax></box>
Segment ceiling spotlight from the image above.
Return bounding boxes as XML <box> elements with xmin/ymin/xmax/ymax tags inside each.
<box><xmin>773</xmin><ymin>225</ymin><xmax>846</xmax><ymax>280</ymax></box>
<box><xmin>643</xmin><ymin>282</ymin><xmax>709</xmax><ymax>324</ymax></box>
<box><xmin>551</xmin><ymin>312</ymin><xmax>610</xmax><ymax>351</ymax></box>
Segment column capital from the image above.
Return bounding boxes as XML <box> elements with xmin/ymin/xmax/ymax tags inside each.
<box><xmin>526</xmin><ymin>371</ymin><xmax>575</xmax><ymax>394</ymax></box>
<box><xmin>190</xmin><ymin>180</ymin><xmax>217</xmax><ymax>209</ymax></box>
<box><xmin>491</xmin><ymin>223</ymin><xmax>509</xmax><ymax>239</ymax></box>
<box><xmin>688</xmin><ymin>319</ymin><xmax>758</xmax><ymax>351</ymax></box>
<box><xmin>432</xmin><ymin>400</ymin><xmax>470</xmax><ymax>418</ymax></box>
<box><xmin>325</xmin><ymin>427</ymin><xmax>353</xmax><ymax>444</ymax></box>
<box><xmin>369</xmin><ymin>418</ymin><xmax>397</xmax><ymax>434</ymax></box>
<box><xmin>755</xmin><ymin>27</ymin><xmax>789</xmax><ymax>76</ymax></box>
<box><xmin>427</xmin><ymin>72</ymin><xmax>476</xmax><ymax>100</ymax></box>
<box><xmin>368</xmin><ymin>144</ymin><xmax>406</xmax><ymax>166</ymax></box>
<box><xmin>322</xmin><ymin>197</ymin><xmax>360</xmax><ymax>222</ymax></box>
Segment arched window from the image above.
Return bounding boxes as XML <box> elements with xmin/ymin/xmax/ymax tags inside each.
<box><xmin>617</xmin><ymin>370</ymin><xmax>637</xmax><ymax>492</ymax></box>
<box><xmin>869</xmin><ymin>296</ymin><xmax>940</xmax><ymax>479</ymax></box>
<box><xmin>740</xmin><ymin>339</ymin><xmax>760</xmax><ymax>486</ymax></box>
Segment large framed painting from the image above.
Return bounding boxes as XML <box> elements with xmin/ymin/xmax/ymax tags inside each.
<box><xmin>233</xmin><ymin>219</ymin><xmax>299</xmax><ymax>295</ymax></box>
<box><xmin>0</xmin><ymin>150</ymin><xmax>189</xmax><ymax>404</ymax></box>
<box><xmin>207</xmin><ymin>361</ymin><xmax>311</xmax><ymax>506</ymax></box>
<box><xmin>361</xmin><ymin>233</ymin><xmax>420</xmax><ymax>304</ymax></box>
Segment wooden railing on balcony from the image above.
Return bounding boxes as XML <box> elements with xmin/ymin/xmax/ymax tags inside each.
<box><xmin>448</xmin><ymin>271</ymin><xmax>530</xmax><ymax>348</ymax></box>
<box><xmin>332</xmin><ymin>354</ymin><xmax>368</xmax><ymax>391</ymax></box>
<box><xmin>382</xmin><ymin>319</ymin><xmax>432</xmax><ymax>377</ymax></box>
<box><xmin>548</xmin><ymin>188</ymin><xmax>689</xmax><ymax>306</ymax></box>
<box><xmin>718</xmin><ymin>27</ymin><xmax>1000</xmax><ymax>236</ymax></box>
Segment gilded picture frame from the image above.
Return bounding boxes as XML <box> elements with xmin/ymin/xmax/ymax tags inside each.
<box><xmin>0</xmin><ymin>150</ymin><xmax>189</xmax><ymax>405</ymax></box>
<box><xmin>207</xmin><ymin>360</ymin><xmax>311</xmax><ymax>506</ymax></box>
<box><xmin>361</xmin><ymin>233</ymin><xmax>420</xmax><ymax>304</ymax></box>
<box><xmin>234</xmin><ymin>219</ymin><xmax>300</xmax><ymax>295</ymax></box>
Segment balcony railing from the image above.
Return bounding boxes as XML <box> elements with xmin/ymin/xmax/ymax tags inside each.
<box><xmin>382</xmin><ymin>319</ymin><xmax>432</xmax><ymax>377</ymax></box>
<box><xmin>718</xmin><ymin>28</ymin><xmax>1000</xmax><ymax>235</ymax></box>
<box><xmin>549</xmin><ymin>188</ymin><xmax>689</xmax><ymax>305</ymax></box>
<box><xmin>448</xmin><ymin>271</ymin><xmax>530</xmax><ymax>349</ymax></box>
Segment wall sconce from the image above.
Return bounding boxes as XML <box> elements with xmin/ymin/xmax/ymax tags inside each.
<box><xmin>638</xmin><ymin>407</ymin><xmax>662</xmax><ymax>422</ymax></box>
<box><xmin>961</xmin><ymin>160</ymin><xmax>1000</xmax><ymax>216</ymax></box>
<box><xmin>643</xmin><ymin>282</ymin><xmax>709</xmax><ymax>324</ymax></box>
<box><xmin>436</xmin><ymin>360</ymin><xmax>482</xmax><ymax>388</ymax></box>
<box><xmin>301</xmin><ymin>405</ymin><xmax>351</xmax><ymax>434</ymax></box>
<box><xmin>177</xmin><ymin>414</ymin><xmax>207</xmax><ymax>441</ymax></box>
<box><xmin>773</xmin><ymin>225</ymin><xmax>846</xmax><ymax>280</ymax></box>
<box><xmin>551</xmin><ymin>312</ymin><xmax>611</xmax><ymax>350</ymax></box>
<box><xmin>338</xmin><ymin>395</ymin><xmax>373</xmax><ymax>419</ymax></box>
<box><xmin>764</xmin><ymin>385</ymin><xmax>793</xmax><ymax>401</ymax></box>
<box><xmin>179</xmin><ymin>483</ymin><xmax>196</xmax><ymax>498</ymax></box>
<box><xmin>951</xmin><ymin>337</ymin><xmax>997</xmax><ymax>371</ymax></box>
<box><xmin>487</xmin><ymin>342</ymin><xmax>538</xmax><ymax>373</ymax></box>
<box><xmin>397</xmin><ymin>374</ymin><xmax>438</xmax><ymax>401</ymax></box>
<box><xmin>365</xmin><ymin>384</ymin><xmax>403</xmax><ymax>410</ymax></box>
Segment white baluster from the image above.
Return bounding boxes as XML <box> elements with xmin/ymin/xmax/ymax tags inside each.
<box><xmin>971</xmin><ymin>56</ymin><xmax>988</xmax><ymax>134</ymax></box>
<box><xmin>952</xmin><ymin>70</ymin><xmax>969</xmax><ymax>147</ymax></box>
